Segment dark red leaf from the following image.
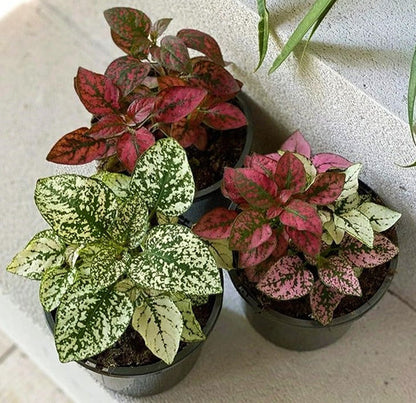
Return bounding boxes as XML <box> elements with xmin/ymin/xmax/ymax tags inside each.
<box><xmin>203</xmin><ymin>102</ymin><xmax>247</xmax><ymax>130</ymax></box>
<box><xmin>46</xmin><ymin>128</ymin><xmax>107</xmax><ymax>165</ymax></box>
<box><xmin>301</xmin><ymin>172</ymin><xmax>345</xmax><ymax>205</ymax></box>
<box><xmin>280</xmin><ymin>199</ymin><xmax>322</xmax><ymax>234</ymax></box>
<box><xmin>88</xmin><ymin>115</ymin><xmax>126</xmax><ymax>139</ymax></box>
<box><xmin>274</xmin><ymin>152</ymin><xmax>307</xmax><ymax>192</ymax></box>
<box><xmin>170</xmin><ymin>118</ymin><xmax>206</xmax><ymax>149</ymax></box>
<box><xmin>159</xmin><ymin>36</ymin><xmax>192</xmax><ymax>73</ymax></box>
<box><xmin>285</xmin><ymin>227</ymin><xmax>321</xmax><ymax>256</ymax></box>
<box><xmin>193</xmin><ymin>207</ymin><xmax>238</xmax><ymax>239</ymax></box>
<box><xmin>127</xmin><ymin>97</ymin><xmax>155</xmax><ymax>123</ymax></box>
<box><xmin>177</xmin><ymin>29</ymin><xmax>225</xmax><ymax>66</ymax></box>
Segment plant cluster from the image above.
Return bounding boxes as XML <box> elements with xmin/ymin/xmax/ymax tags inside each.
<box><xmin>7</xmin><ymin>139</ymin><xmax>222</xmax><ymax>364</ymax></box>
<box><xmin>194</xmin><ymin>131</ymin><xmax>400</xmax><ymax>325</ymax></box>
<box><xmin>47</xmin><ymin>7</ymin><xmax>247</xmax><ymax>173</ymax></box>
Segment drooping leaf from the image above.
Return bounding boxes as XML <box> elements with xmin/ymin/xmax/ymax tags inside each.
<box><xmin>177</xmin><ymin>29</ymin><xmax>225</xmax><ymax>66</ymax></box>
<box><xmin>6</xmin><ymin>230</ymin><xmax>65</xmax><ymax>280</ymax></box>
<box><xmin>202</xmin><ymin>102</ymin><xmax>247</xmax><ymax>130</ymax></box>
<box><xmin>154</xmin><ymin>86</ymin><xmax>207</xmax><ymax>123</ymax></box>
<box><xmin>319</xmin><ymin>256</ymin><xmax>362</xmax><ymax>296</ymax></box>
<box><xmin>126</xmin><ymin>97</ymin><xmax>155</xmax><ymax>123</ymax></box>
<box><xmin>257</xmin><ymin>256</ymin><xmax>314</xmax><ymax>300</ymax></box>
<box><xmin>334</xmin><ymin>210</ymin><xmax>374</xmax><ymax>248</ymax></box>
<box><xmin>75</xmin><ymin>67</ymin><xmax>121</xmax><ymax>115</ymax></box>
<box><xmin>87</xmin><ymin>115</ymin><xmax>126</xmax><ymax>140</ymax></box>
<box><xmin>105</xmin><ymin>56</ymin><xmax>151</xmax><ymax>96</ymax></box>
<box><xmin>255</xmin><ymin>0</ymin><xmax>269</xmax><ymax>71</ymax></box>
<box><xmin>301</xmin><ymin>172</ymin><xmax>345</xmax><ymax>205</ymax></box>
<box><xmin>132</xmin><ymin>294</ymin><xmax>182</xmax><ymax>365</ymax></box>
<box><xmin>159</xmin><ymin>36</ymin><xmax>192</xmax><ymax>73</ymax></box>
<box><xmin>92</xmin><ymin>171</ymin><xmax>130</xmax><ymax>199</ymax></box>
<box><xmin>129</xmin><ymin>225</ymin><xmax>221</xmax><ymax>295</ymax></box>
<box><xmin>172</xmin><ymin>296</ymin><xmax>206</xmax><ymax>342</ymax></box>
<box><xmin>238</xmin><ymin>232</ymin><xmax>278</xmax><ymax>267</ymax></box>
<box><xmin>280</xmin><ymin>199</ymin><xmax>322</xmax><ymax>234</ymax></box>
<box><xmin>206</xmin><ymin>239</ymin><xmax>234</xmax><ymax>270</ymax></box>
<box><xmin>46</xmin><ymin>128</ymin><xmax>108</xmax><ymax>165</ymax></box>
<box><xmin>130</xmin><ymin>138</ymin><xmax>195</xmax><ymax>216</ymax></box>
<box><xmin>310</xmin><ymin>280</ymin><xmax>343</xmax><ymax>325</ymax></box>
<box><xmin>285</xmin><ymin>227</ymin><xmax>321</xmax><ymax>256</ymax></box>
<box><xmin>337</xmin><ymin>163</ymin><xmax>362</xmax><ymax>200</ymax></box>
<box><xmin>280</xmin><ymin>131</ymin><xmax>311</xmax><ymax>158</ymax></box>
<box><xmin>312</xmin><ymin>153</ymin><xmax>352</xmax><ymax>173</ymax></box>
<box><xmin>274</xmin><ymin>152</ymin><xmax>307</xmax><ymax>192</ymax></box>
<box><xmin>151</xmin><ymin>18</ymin><xmax>172</xmax><ymax>39</ymax></box>
<box><xmin>193</xmin><ymin>207</ymin><xmax>238</xmax><ymax>239</ymax></box>
<box><xmin>341</xmin><ymin>233</ymin><xmax>399</xmax><ymax>269</ymax></box>
<box><xmin>358</xmin><ymin>202</ymin><xmax>401</xmax><ymax>232</ymax></box>
<box><xmin>34</xmin><ymin>175</ymin><xmax>118</xmax><ymax>244</ymax></box>
<box><xmin>55</xmin><ymin>284</ymin><xmax>133</xmax><ymax>362</ymax></box>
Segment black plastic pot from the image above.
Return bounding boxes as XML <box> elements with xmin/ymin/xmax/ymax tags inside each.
<box><xmin>181</xmin><ymin>93</ymin><xmax>253</xmax><ymax>225</ymax></box>
<box><xmin>45</xmin><ymin>274</ymin><xmax>223</xmax><ymax>397</ymax></box>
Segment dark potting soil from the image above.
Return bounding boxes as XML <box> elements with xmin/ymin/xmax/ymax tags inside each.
<box><xmin>90</xmin><ymin>297</ymin><xmax>214</xmax><ymax>369</ymax></box>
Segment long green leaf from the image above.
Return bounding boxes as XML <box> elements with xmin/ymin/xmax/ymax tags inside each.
<box><xmin>255</xmin><ymin>0</ymin><xmax>270</xmax><ymax>71</ymax></box>
<box><xmin>269</xmin><ymin>0</ymin><xmax>337</xmax><ymax>73</ymax></box>
<box><xmin>408</xmin><ymin>46</ymin><xmax>416</xmax><ymax>144</ymax></box>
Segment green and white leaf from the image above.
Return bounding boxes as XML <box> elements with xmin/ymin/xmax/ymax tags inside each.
<box><xmin>55</xmin><ymin>285</ymin><xmax>133</xmax><ymax>362</ymax></box>
<box><xmin>130</xmin><ymin>138</ymin><xmax>195</xmax><ymax>216</ymax></box>
<box><xmin>34</xmin><ymin>175</ymin><xmax>118</xmax><ymax>244</ymax></box>
<box><xmin>132</xmin><ymin>294</ymin><xmax>183</xmax><ymax>365</ymax></box>
<box><xmin>6</xmin><ymin>230</ymin><xmax>65</xmax><ymax>280</ymax></box>
<box><xmin>110</xmin><ymin>195</ymin><xmax>148</xmax><ymax>248</ymax></box>
<box><xmin>156</xmin><ymin>212</ymin><xmax>178</xmax><ymax>225</ymax></box>
<box><xmin>206</xmin><ymin>239</ymin><xmax>234</xmax><ymax>270</ymax></box>
<box><xmin>358</xmin><ymin>202</ymin><xmax>401</xmax><ymax>232</ymax></box>
<box><xmin>324</xmin><ymin>219</ymin><xmax>345</xmax><ymax>244</ymax></box>
<box><xmin>115</xmin><ymin>278</ymin><xmax>142</xmax><ymax>304</ymax></box>
<box><xmin>187</xmin><ymin>294</ymin><xmax>209</xmax><ymax>306</ymax></box>
<box><xmin>337</xmin><ymin>164</ymin><xmax>362</xmax><ymax>200</ymax></box>
<box><xmin>335</xmin><ymin>192</ymin><xmax>361</xmax><ymax>213</ymax></box>
<box><xmin>39</xmin><ymin>265</ymin><xmax>75</xmax><ymax>311</ymax></box>
<box><xmin>172</xmin><ymin>297</ymin><xmax>205</xmax><ymax>342</ymax></box>
<box><xmin>93</xmin><ymin>171</ymin><xmax>131</xmax><ymax>199</ymax></box>
<box><xmin>334</xmin><ymin>210</ymin><xmax>374</xmax><ymax>248</ymax></box>
<box><xmin>64</xmin><ymin>245</ymin><xmax>82</xmax><ymax>268</ymax></box>
<box><xmin>129</xmin><ymin>224</ymin><xmax>222</xmax><ymax>295</ymax></box>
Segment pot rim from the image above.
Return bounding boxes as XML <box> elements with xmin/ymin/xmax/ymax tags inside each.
<box><xmin>44</xmin><ymin>271</ymin><xmax>224</xmax><ymax>377</ymax></box>
<box><xmin>194</xmin><ymin>92</ymin><xmax>253</xmax><ymax>199</ymax></box>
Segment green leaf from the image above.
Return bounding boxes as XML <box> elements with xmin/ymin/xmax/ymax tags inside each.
<box><xmin>6</xmin><ymin>230</ymin><xmax>65</xmax><ymax>280</ymax></box>
<box><xmin>206</xmin><ymin>239</ymin><xmax>234</xmax><ymax>270</ymax></box>
<box><xmin>55</xmin><ymin>284</ymin><xmax>133</xmax><ymax>363</ymax></box>
<box><xmin>358</xmin><ymin>202</ymin><xmax>401</xmax><ymax>232</ymax></box>
<box><xmin>172</xmin><ymin>296</ymin><xmax>205</xmax><ymax>342</ymax></box>
<box><xmin>323</xmin><ymin>219</ymin><xmax>345</xmax><ymax>244</ymax></box>
<box><xmin>129</xmin><ymin>224</ymin><xmax>222</xmax><ymax>295</ymax></box>
<box><xmin>132</xmin><ymin>294</ymin><xmax>183</xmax><ymax>365</ymax></box>
<box><xmin>130</xmin><ymin>138</ymin><xmax>195</xmax><ymax>216</ymax></box>
<box><xmin>39</xmin><ymin>265</ymin><xmax>75</xmax><ymax>311</ymax></box>
<box><xmin>269</xmin><ymin>0</ymin><xmax>337</xmax><ymax>73</ymax></box>
<box><xmin>334</xmin><ymin>210</ymin><xmax>374</xmax><ymax>248</ymax></box>
<box><xmin>409</xmin><ymin>46</ymin><xmax>416</xmax><ymax>144</ymax></box>
<box><xmin>93</xmin><ymin>171</ymin><xmax>131</xmax><ymax>199</ymax></box>
<box><xmin>255</xmin><ymin>0</ymin><xmax>269</xmax><ymax>71</ymax></box>
<box><xmin>337</xmin><ymin>164</ymin><xmax>362</xmax><ymax>200</ymax></box>
<box><xmin>34</xmin><ymin>175</ymin><xmax>118</xmax><ymax>244</ymax></box>
<box><xmin>156</xmin><ymin>212</ymin><xmax>178</xmax><ymax>225</ymax></box>
<box><xmin>187</xmin><ymin>294</ymin><xmax>209</xmax><ymax>306</ymax></box>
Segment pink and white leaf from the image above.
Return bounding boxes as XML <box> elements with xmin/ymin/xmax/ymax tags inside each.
<box><xmin>310</xmin><ymin>280</ymin><xmax>344</xmax><ymax>325</ymax></box>
<box><xmin>280</xmin><ymin>199</ymin><xmax>322</xmax><ymax>234</ymax></box>
<box><xmin>193</xmin><ymin>207</ymin><xmax>238</xmax><ymax>239</ymax></box>
<box><xmin>274</xmin><ymin>152</ymin><xmax>307</xmax><ymax>192</ymax></box>
<box><xmin>301</xmin><ymin>172</ymin><xmax>345</xmax><ymax>205</ymax></box>
<box><xmin>312</xmin><ymin>153</ymin><xmax>352</xmax><ymax>173</ymax></box>
<box><xmin>280</xmin><ymin>131</ymin><xmax>311</xmax><ymax>158</ymax></box>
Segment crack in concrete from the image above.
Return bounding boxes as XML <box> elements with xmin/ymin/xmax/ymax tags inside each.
<box><xmin>388</xmin><ymin>289</ymin><xmax>416</xmax><ymax>313</ymax></box>
<box><xmin>0</xmin><ymin>345</ymin><xmax>17</xmax><ymax>364</ymax></box>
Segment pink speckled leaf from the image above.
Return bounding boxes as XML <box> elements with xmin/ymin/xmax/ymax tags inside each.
<box><xmin>274</xmin><ymin>152</ymin><xmax>307</xmax><ymax>192</ymax></box>
<box><xmin>257</xmin><ymin>256</ymin><xmax>314</xmax><ymax>300</ymax></box>
<box><xmin>88</xmin><ymin>115</ymin><xmax>126</xmax><ymax>139</ymax></box>
<box><xmin>280</xmin><ymin>199</ymin><xmax>322</xmax><ymax>234</ymax></box>
<box><xmin>154</xmin><ymin>87</ymin><xmax>207</xmax><ymax>123</ymax></box>
<box><xmin>127</xmin><ymin>97</ymin><xmax>155</xmax><ymax>123</ymax></box>
<box><xmin>319</xmin><ymin>256</ymin><xmax>362</xmax><ymax>296</ymax></box>
<box><xmin>312</xmin><ymin>153</ymin><xmax>352</xmax><ymax>173</ymax></box>
<box><xmin>310</xmin><ymin>280</ymin><xmax>344</xmax><ymax>325</ymax></box>
<box><xmin>280</xmin><ymin>131</ymin><xmax>311</xmax><ymax>158</ymax></box>
<box><xmin>177</xmin><ymin>29</ymin><xmax>225</xmax><ymax>66</ymax></box>
<box><xmin>239</xmin><ymin>234</ymin><xmax>278</xmax><ymax>267</ymax></box>
<box><xmin>285</xmin><ymin>227</ymin><xmax>321</xmax><ymax>256</ymax></box>
<box><xmin>159</xmin><ymin>36</ymin><xmax>192</xmax><ymax>73</ymax></box>
<box><xmin>75</xmin><ymin>67</ymin><xmax>121</xmax><ymax>115</ymax></box>
<box><xmin>341</xmin><ymin>233</ymin><xmax>399</xmax><ymax>269</ymax></box>
<box><xmin>301</xmin><ymin>172</ymin><xmax>345</xmax><ymax>205</ymax></box>
<box><xmin>229</xmin><ymin>210</ymin><xmax>272</xmax><ymax>250</ymax></box>
<box><xmin>244</xmin><ymin>153</ymin><xmax>281</xmax><ymax>175</ymax></box>
<box><xmin>221</xmin><ymin>167</ymin><xmax>247</xmax><ymax>205</ymax></box>
<box><xmin>203</xmin><ymin>103</ymin><xmax>247</xmax><ymax>130</ymax></box>
<box><xmin>193</xmin><ymin>207</ymin><xmax>238</xmax><ymax>239</ymax></box>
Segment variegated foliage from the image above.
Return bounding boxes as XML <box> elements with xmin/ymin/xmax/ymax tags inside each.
<box><xmin>7</xmin><ymin>140</ymin><xmax>221</xmax><ymax>365</ymax></box>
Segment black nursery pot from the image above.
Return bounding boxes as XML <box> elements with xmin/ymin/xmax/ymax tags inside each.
<box><xmin>181</xmin><ymin>93</ymin><xmax>253</xmax><ymax>225</ymax></box>
<box><xmin>229</xmin><ymin>182</ymin><xmax>398</xmax><ymax>351</ymax></box>
<box><xmin>45</xmin><ymin>275</ymin><xmax>223</xmax><ymax>397</ymax></box>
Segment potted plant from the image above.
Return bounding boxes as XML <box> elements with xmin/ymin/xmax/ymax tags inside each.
<box><xmin>46</xmin><ymin>7</ymin><xmax>252</xmax><ymax>224</ymax></box>
<box><xmin>193</xmin><ymin>131</ymin><xmax>400</xmax><ymax>350</ymax></box>
<box><xmin>6</xmin><ymin>138</ymin><xmax>223</xmax><ymax>396</ymax></box>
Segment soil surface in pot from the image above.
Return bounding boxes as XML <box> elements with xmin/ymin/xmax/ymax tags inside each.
<box><xmin>90</xmin><ymin>297</ymin><xmax>214</xmax><ymax>369</ymax></box>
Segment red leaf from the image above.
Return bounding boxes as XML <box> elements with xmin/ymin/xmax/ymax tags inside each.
<box><xmin>189</xmin><ymin>60</ymin><xmax>240</xmax><ymax>98</ymax></box>
<box><xmin>193</xmin><ymin>207</ymin><xmax>238</xmax><ymax>239</ymax></box>
<box><xmin>159</xmin><ymin>36</ymin><xmax>192</xmax><ymax>73</ymax></box>
<box><xmin>127</xmin><ymin>97</ymin><xmax>155</xmax><ymax>123</ymax></box>
<box><xmin>46</xmin><ymin>128</ymin><xmax>107</xmax><ymax>165</ymax></box>
<box><xmin>280</xmin><ymin>130</ymin><xmax>311</xmax><ymax>158</ymax></box>
<box><xmin>170</xmin><ymin>118</ymin><xmax>206</xmax><ymax>149</ymax></box>
<box><xmin>105</xmin><ymin>56</ymin><xmax>151</xmax><ymax>96</ymax></box>
<box><xmin>239</xmin><ymin>234</ymin><xmax>278</xmax><ymax>267</ymax></box>
<box><xmin>154</xmin><ymin>86</ymin><xmax>207</xmax><ymax>123</ymax></box>
<box><xmin>229</xmin><ymin>210</ymin><xmax>272</xmax><ymax>250</ymax></box>
<box><xmin>75</xmin><ymin>67</ymin><xmax>121</xmax><ymax>115</ymax></box>
<box><xmin>301</xmin><ymin>172</ymin><xmax>345</xmax><ymax>205</ymax></box>
<box><xmin>280</xmin><ymin>199</ymin><xmax>322</xmax><ymax>234</ymax></box>
<box><xmin>87</xmin><ymin>115</ymin><xmax>126</xmax><ymax>139</ymax></box>
<box><xmin>257</xmin><ymin>256</ymin><xmax>314</xmax><ymax>300</ymax></box>
<box><xmin>274</xmin><ymin>152</ymin><xmax>307</xmax><ymax>192</ymax></box>
<box><xmin>221</xmin><ymin>168</ymin><xmax>246</xmax><ymax>205</ymax></box>
<box><xmin>158</xmin><ymin>76</ymin><xmax>187</xmax><ymax>90</ymax></box>
<box><xmin>310</xmin><ymin>280</ymin><xmax>344</xmax><ymax>325</ymax></box>
<box><xmin>312</xmin><ymin>153</ymin><xmax>352</xmax><ymax>173</ymax></box>
<box><xmin>177</xmin><ymin>28</ymin><xmax>225</xmax><ymax>66</ymax></box>
<box><xmin>116</xmin><ymin>128</ymin><xmax>155</xmax><ymax>173</ymax></box>
<box><xmin>244</xmin><ymin>153</ymin><xmax>281</xmax><ymax>175</ymax></box>
<box><xmin>203</xmin><ymin>102</ymin><xmax>247</xmax><ymax>130</ymax></box>
<box><xmin>285</xmin><ymin>227</ymin><xmax>321</xmax><ymax>256</ymax></box>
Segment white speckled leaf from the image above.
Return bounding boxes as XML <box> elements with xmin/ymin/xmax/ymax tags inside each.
<box><xmin>64</xmin><ymin>245</ymin><xmax>82</xmax><ymax>268</ymax></box>
<box><xmin>93</xmin><ymin>171</ymin><xmax>131</xmax><ymax>198</ymax></box>
<box><xmin>337</xmin><ymin>164</ymin><xmax>362</xmax><ymax>200</ymax></box>
<box><xmin>172</xmin><ymin>297</ymin><xmax>205</xmax><ymax>342</ymax></box>
<box><xmin>7</xmin><ymin>230</ymin><xmax>65</xmax><ymax>280</ymax></box>
<box><xmin>129</xmin><ymin>224</ymin><xmax>222</xmax><ymax>295</ymax></box>
<box><xmin>335</xmin><ymin>192</ymin><xmax>361</xmax><ymax>213</ymax></box>
<box><xmin>206</xmin><ymin>239</ymin><xmax>234</xmax><ymax>270</ymax></box>
<box><xmin>358</xmin><ymin>202</ymin><xmax>401</xmax><ymax>232</ymax></box>
<box><xmin>334</xmin><ymin>210</ymin><xmax>374</xmax><ymax>247</ymax></box>
<box><xmin>130</xmin><ymin>138</ymin><xmax>195</xmax><ymax>216</ymax></box>
<box><xmin>132</xmin><ymin>294</ymin><xmax>182</xmax><ymax>364</ymax></box>
<box><xmin>34</xmin><ymin>175</ymin><xmax>118</xmax><ymax>244</ymax></box>
<box><xmin>39</xmin><ymin>265</ymin><xmax>75</xmax><ymax>311</ymax></box>
<box><xmin>156</xmin><ymin>212</ymin><xmax>178</xmax><ymax>225</ymax></box>
<box><xmin>55</xmin><ymin>284</ymin><xmax>133</xmax><ymax>362</ymax></box>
